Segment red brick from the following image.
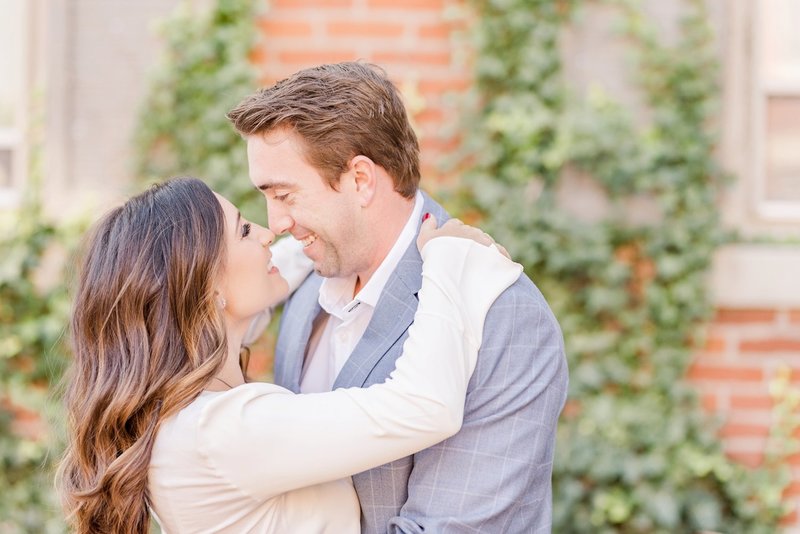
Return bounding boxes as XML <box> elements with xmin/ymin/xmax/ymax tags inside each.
<box><xmin>562</xmin><ymin>399</ymin><xmax>581</xmax><ymax>418</ymax></box>
<box><xmin>720</xmin><ymin>423</ymin><xmax>770</xmax><ymax>438</ymax></box>
<box><xmin>373</xmin><ymin>50</ymin><xmax>451</xmax><ymax>65</ymax></box>
<box><xmin>687</xmin><ymin>364</ymin><xmax>764</xmax><ymax>382</ymax></box>
<box><xmin>274</xmin><ymin>0</ymin><xmax>352</xmax><ymax>6</ymax></box>
<box><xmin>700</xmin><ymin>393</ymin><xmax>718</xmax><ymax>411</ymax></box>
<box><xmin>418</xmin><ymin>78</ymin><xmax>470</xmax><ymax>95</ymax></box>
<box><xmin>419</xmin><ymin>24</ymin><xmax>451</xmax><ymax>39</ymax></box>
<box><xmin>414</xmin><ymin>107</ymin><xmax>445</xmax><ymax>123</ymax></box>
<box><xmin>703</xmin><ymin>336</ymin><xmax>726</xmax><ymax>353</ymax></box>
<box><xmin>421</xmin><ymin>136</ymin><xmax>460</xmax><ymax>152</ymax></box>
<box><xmin>278</xmin><ymin>50</ymin><xmax>359</xmax><ymax>66</ymax></box>
<box><xmin>781</xmin><ymin>507</ymin><xmax>798</xmax><ymax>526</ymax></box>
<box><xmin>11</xmin><ymin>417</ymin><xmax>46</xmax><ymax>441</ymax></box>
<box><xmin>714</xmin><ymin>308</ymin><xmax>777</xmax><ymax>324</ymax></box>
<box><xmin>785</xmin><ymin>481</ymin><xmax>800</xmax><ymax>497</ymax></box>
<box><xmin>420</xmin><ymin>163</ymin><xmax>453</xmax><ymax>184</ymax></box>
<box><xmin>739</xmin><ymin>338</ymin><xmax>800</xmax><ymax>353</ymax></box>
<box><xmin>249</xmin><ymin>47</ymin><xmax>267</xmax><ymax>64</ymax></box>
<box><xmin>727</xmin><ymin>450</ymin><xmax>764</xmax><ymax>468</ymax></box>
<box><xmin>730</xmin><ymin>395</ymin><xmax>774</xmax><ymax>410</ymax></box>
<box><xmin>259</xmin><ymin>19</ymin><xmax>314</xmax><ymax>38</ymax></box>
<box><xmin>327</xmin><ymin>21</ymin><xmax>405</xmax><ymax>38</ymax></box>
<box><xmin>368</xmin><ymin>0</ymin><xmax>444</xmax><ymax>8</ymax></box>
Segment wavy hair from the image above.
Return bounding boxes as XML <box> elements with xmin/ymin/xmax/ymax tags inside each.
<box><xmin>57</xmin><ymin>177</ymin><xmax>228</xmax><ymax>533</ymax></box>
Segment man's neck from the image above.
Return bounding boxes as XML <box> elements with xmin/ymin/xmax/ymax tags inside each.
<box><xmin>352</xmin><ymin>194</ymin><xmax>418</xmax><ymax>297</ymax></box>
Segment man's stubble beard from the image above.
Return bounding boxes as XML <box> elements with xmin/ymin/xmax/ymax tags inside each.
<box><xmin>314</xmin><ymin>224</ymin><xmax>372</xmax><ymax>281</ymax></box>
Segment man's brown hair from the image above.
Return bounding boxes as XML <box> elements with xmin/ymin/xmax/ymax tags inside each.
<box><xmin>227</xmin><ymin>62</ymin><xmax>420</xmax><ymax>198</ymax></box>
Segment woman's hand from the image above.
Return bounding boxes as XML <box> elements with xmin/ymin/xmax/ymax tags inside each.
<box><xmin>417</xmin><ymin>214</ymin><xmax>510</xmax><ymax>259</ymax></box>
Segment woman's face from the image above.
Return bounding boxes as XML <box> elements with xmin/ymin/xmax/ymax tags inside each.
<box><xmin>214</xmin><ymin>193</ymin><xmax>289</xmax><ymax>322</ymax></box>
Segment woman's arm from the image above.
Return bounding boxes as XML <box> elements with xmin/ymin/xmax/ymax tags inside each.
<box><xmin>199</xmin><ymin>221</ymin><xmax>522</xmax><ymax>500</ymax></box>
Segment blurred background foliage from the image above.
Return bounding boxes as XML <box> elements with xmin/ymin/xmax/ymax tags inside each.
<box><xmin>454</xmin><ymin>0</ymin><xmax>795</xmax><ymax>532</ymax></box>
<box><xmin>133</xmin><ymin>0</ymin><xmax>264</xmax><ymax>224</ymax></box>
<box><xmin>0</xmin><ymin>184</ymin><xmax>85</xmax><ymax>531</ymax></box>
<box><xmin>0</xmin><ymin>0</ymin><xmax>796</xmax><ymax>532</ymax></box>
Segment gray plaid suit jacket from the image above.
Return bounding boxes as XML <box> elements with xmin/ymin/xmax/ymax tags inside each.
<box><xmin>274</xmin><ymin>192</ymin><xmax>568</xmax><ymax>533</ymax></box>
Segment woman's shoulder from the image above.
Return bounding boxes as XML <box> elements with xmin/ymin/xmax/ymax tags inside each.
<box><xmin>160</xmin><ymin>383</ymin><xmax>292</xmax><ymax>435</ymax></box>
<box><xmin>194</xmin><ymin>382</ymin><xmax>295</xmax><ymax>432</ymax></box>
<box><xmin>199</xmin><ymin>382</ymin><xmax>293</xmax><ymax>413</ymax></box>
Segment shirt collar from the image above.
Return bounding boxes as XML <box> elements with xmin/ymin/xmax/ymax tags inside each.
<box><xmin>318</xmin><ymin>191</ymin><xmax>424</xmax><ymax>318</ymax></box>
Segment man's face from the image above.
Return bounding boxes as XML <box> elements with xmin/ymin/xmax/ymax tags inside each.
<box><xmin>246</xmin><ymin>129</ymin><xmax>366</xmax><ymax>279</ymax></box>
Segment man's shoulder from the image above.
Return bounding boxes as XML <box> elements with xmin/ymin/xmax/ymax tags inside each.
<box><xmin>492</xmin><ymin>269</ymin><xmax>545</xmax><ymax>309</ymax></box>
<box><xmin>484</xmin><ymin>271</ymin><xmax>563</xmax><ymax>341</ymax></box>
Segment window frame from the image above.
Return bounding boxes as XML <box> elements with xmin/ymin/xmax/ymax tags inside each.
<box><xmin>752</xmin><ymin>0</ymin><xmax>800</xmax><ymax>221</ymax></box>
<box><xmin>0</xmin><ymin>0</ymin><xmax>30</xmax><ymax>209</ymax></box>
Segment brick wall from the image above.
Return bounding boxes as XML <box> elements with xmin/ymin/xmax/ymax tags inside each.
<box><xmin>250</xmin><ymin>1</ymin><xmax>800</xmax><ymax>529</ymax></box>
<box><xmin>690</xmin><ymin>308</ymin><xmax>800</xmax><ymax>527</ymax></box>
<box><xmin>252</xmin><ymin>0</ymin><xmax>468</xmax><ymax>185</ymax></box>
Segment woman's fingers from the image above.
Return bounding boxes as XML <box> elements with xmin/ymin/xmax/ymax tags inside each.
<box><xmin>418</xmin><ymin>216</ymin><xmax>506</xmax><ymax>253</ymax></box>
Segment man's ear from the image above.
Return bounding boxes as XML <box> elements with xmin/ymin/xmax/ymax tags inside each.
<box><xmin>350</xmin><ymin>155</ymin><xmax>377</xmax><ymax>206</ymax></box>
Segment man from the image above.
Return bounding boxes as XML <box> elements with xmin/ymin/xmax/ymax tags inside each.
<box><xmin>227</xmin><ymin>62</ymin><xmax>568</xmax><ymax>533</ymax></box>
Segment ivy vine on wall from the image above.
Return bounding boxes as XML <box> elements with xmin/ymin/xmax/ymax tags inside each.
<box><xmin>0</xmin><ymin>188</ymin><xmax>84</xmax><ymax>534</ymax></box>
<box><xmin>457</xmin><ymin>0</ymin><xmax>791</xmax><ymax>531</ymax></box>
<box><xmin>134</xmin><ymin>0</ymin><xmax>264</xmax><ymax>224</ymax></box>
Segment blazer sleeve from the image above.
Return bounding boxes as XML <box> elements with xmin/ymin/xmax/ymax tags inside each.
<box><xmin>196</xmin><ymin>237</ymin><xmax>523</xmax><ymax>500</ymax></box>
<box><xmin>388</xmin><ymin>278</ymin><xmax>570</xmax><ymax>533</ymax></box>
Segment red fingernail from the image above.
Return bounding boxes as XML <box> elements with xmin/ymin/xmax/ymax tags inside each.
<box><xmin>422</xmin><ymin>213</ymin><xmax>430</xmax><ymax>221</ymax></box>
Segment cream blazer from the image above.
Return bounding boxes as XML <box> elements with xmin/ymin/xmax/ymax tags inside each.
<box><xmin>148</xmin><ymin>237</ymin><xmax>521</xmax><ymax>533</ymax></box>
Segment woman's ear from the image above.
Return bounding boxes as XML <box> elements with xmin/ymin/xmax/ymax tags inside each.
<box><xmin>215</xmin><ymin>290</ymin><xmax>227</xmax><ymax>310</ymax></box>
<box><xmin>350</xmin><ymin>155</ymin><xmax>377</xmax><ymax>207</ymax></box>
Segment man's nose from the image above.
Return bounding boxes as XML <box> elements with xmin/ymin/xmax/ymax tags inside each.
<box><xmin>266</xmin><ymin>200</ymin><xmax>293</xmax><ymax>235</ymax></box>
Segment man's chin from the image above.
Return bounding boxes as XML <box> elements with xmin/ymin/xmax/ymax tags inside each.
<box><xmin>313</xmin><ymin>266</ymin><xmax>333</xmax><ymax>278</ymax></box>
<box><xmin>312</xmin><ymin>261</ymin><xmax>340</xmax><ymax>279</ymax></box>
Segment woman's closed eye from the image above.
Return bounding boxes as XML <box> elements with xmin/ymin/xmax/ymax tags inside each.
<box><xmin>240</xmin><ymin>222</ymin><xmax>252</xmax><ymax>238</ymax></box>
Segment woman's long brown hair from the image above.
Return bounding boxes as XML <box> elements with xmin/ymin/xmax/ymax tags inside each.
<box><xmin>57</xmin><ymin>178</ymin><xmax>228</xmax><ymax>533</ymax></box>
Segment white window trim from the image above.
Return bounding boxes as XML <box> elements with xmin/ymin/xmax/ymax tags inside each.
<box><xmin>751</xmin><ymin>2</ymin><xmax>800</xmax><ymax>222</ymax></box>
<box><xmin>0</xmin><ymin>0</ymin><xmax>30</xmax><ymax>210</ymax></box>
<box><xmin>0</xmin><ymin>128</ymin><xmax>23</xmax><ymax>208</ymax></box>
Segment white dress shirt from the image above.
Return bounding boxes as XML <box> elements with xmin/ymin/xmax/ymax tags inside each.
<box><xmin>300</xmin><ymin>191</ymin><xmax>424</xmax><ymax>393</ymax></box>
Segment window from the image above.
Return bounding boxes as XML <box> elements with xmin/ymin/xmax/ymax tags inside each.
<box><xmin>755</xmin><ymin>0</ymin><xmax>800</xmax><ymax>220</ymax></box>
<box><xmin>0</xmin><ymin>0</ymin><xmax>28</xmax><ymax>208</ymax></box>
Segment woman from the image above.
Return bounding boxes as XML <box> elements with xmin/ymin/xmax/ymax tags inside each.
<box><xmin>57</xmin><ymin>177</ymin><xmax>520</xmax><ymax>533</ymax></box>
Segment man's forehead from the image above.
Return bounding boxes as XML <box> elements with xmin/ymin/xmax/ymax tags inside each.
<box><xmin>248</xmin><ymin>127</ymin><xmax>298</xmax><ymax>150</ymax></box>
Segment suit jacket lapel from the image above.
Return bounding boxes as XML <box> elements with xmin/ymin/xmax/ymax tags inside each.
<box><xmin>274</xmin><ymin>273</ymin><xmax>323</xmax><ymax>392</ymax></box>
<box><xmin>333</xmin><ymin>192</ymin><xmax>449</xmax><ymax>389</ymax></box>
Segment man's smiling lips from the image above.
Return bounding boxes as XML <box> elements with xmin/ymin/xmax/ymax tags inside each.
<box><xmin>298</xmin><ymin>234</ymin><xmax>318</xmax><ymax>248</ymax></box>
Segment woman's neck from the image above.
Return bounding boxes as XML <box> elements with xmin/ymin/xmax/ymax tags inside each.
<box><xmin>206</xmin><ymin>319</ymin><xmax>247</xmax><ymax>391</ymax></box>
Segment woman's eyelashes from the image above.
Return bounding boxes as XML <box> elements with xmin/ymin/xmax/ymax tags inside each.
<box><xmin>240</xmin><ymin>222</ymin><xmax>252</xmax><ymax>238</ymax></box>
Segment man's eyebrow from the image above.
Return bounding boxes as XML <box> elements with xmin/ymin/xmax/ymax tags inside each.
<box><xmin>255</xmin><ymin>181</ymin><xmax>294</xmax><ymax>192</ymax></box>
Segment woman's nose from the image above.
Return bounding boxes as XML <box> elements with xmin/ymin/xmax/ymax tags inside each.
<box><xmin>260</xmin><ymin>227</ymin><xmax>275</xmax><ymax>248</ymax></box>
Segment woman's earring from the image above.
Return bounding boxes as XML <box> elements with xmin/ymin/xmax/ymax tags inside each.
<box><xmin>218</xmin><ymin>296</ymin><xmax>227</xmax><ymax>309</ymax></box>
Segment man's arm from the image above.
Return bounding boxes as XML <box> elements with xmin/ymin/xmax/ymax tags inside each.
<box><xmin>388</xmin><ymin>277</ymin><xmax>569</xmax><ymax>533</ymax></box>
